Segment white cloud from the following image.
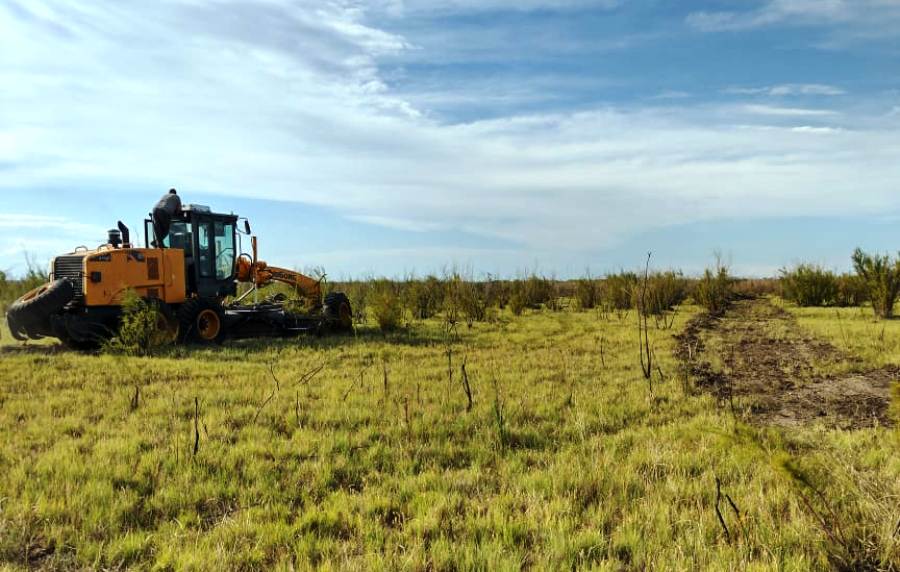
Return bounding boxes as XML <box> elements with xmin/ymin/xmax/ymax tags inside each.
<box><xmin>0</xmin><ymin>214</ymin><xmax>105</xmax><ymax>235</ymax></box>
<box><xmin>725</xmin><ymin>84</ymin><xmax>845</xmax><ymax>96</ymax></box>
<box><xmin>1</xmin><ymin>0</ymin><xmax>899</xmax><ymax>275</ymax></box>
<box><xmin>741</xmin><ymin>104</ymin><xmax>838</xmax><ymax>117</ymax></box>
<box><xmin>687</xmin><ymin>0</ymin><xmax>900</xmax><ymax>38</ymax></box>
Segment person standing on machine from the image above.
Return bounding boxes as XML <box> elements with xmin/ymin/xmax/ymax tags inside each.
<box><xmin>152</xmin><ymin>188</ymin><xmax>182</xmax><ymax>247</ymax></box>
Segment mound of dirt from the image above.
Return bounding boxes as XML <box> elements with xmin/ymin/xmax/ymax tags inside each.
<box><xmin>675</xmin><ymin>299</ymin><xmax>898</xmax><ymax>429</ymax></box>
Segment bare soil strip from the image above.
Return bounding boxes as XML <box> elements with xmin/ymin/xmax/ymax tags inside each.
<box><xmin>675</xmin><ymin>299</ymin><xmax>897</xmax><ymax>429</ymax></box>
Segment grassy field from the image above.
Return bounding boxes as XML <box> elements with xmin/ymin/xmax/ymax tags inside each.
<box><xmin>0</xmin><ymin>304</ymin><xmax>898</xmax><ymax>570</ymax></box>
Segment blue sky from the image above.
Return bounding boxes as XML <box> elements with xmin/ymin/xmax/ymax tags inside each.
<box><xmin>1</xmin><ymin>0</ymin><xmax>899</xmax><ymax>278</ymax></box>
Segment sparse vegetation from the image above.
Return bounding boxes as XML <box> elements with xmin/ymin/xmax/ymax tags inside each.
<box><xmin>695</xmin><ymin>259</ymin><xmax>732</xmax><ymax>314</ymax></box>
<box><xmin>367</xmin><ymin>279</ymin><xmax>404</xmax><ymax>332</ymax></box>
<box><xmin>574</xmin><ymin>275</ymin><xmax>600</xmax><ymax>310</ymax></box>
<box><xmin>781</xmin><ymin>263</ymin><xmax>838</xmax><ymax>307</ymax></box>
<box><xmin>0</xmin><ymin>256</ymin><xmax>897</xmax><ymax>570</ymax></box>
<box><xmin>851</xmin><ymin>248</ymin><xmax>900</xmax><ymax>319</ymax></box>
<box><xmin>103</xmin><ymin>291</ymin><xmax>172</xmax><ymax>356</ymax></box>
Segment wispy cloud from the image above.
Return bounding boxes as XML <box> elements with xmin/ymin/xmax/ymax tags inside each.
<box><xmin>686</xmin><ymin>0</ymin><xmax>900</xmax><ymax>40</ymax></box>
<box><xmin>741</xmin><ymin>104</ymin><xmax>839</xmax><ymax>117</ymax></box>
<box><xmin>725</xmin><ymin>84</ymin><xmax>845</xmax><ymax>97</ymax></box>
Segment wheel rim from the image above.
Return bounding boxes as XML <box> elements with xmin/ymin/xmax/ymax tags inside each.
<box><xmin>196</xmin><ymin>309</ymin><xmax>221</xmax><ymax>341</ymax></box>
<box><xmin>20</xmin><ymin>284</ymin><xmax>50</xmax><ymax>303</ymax></box>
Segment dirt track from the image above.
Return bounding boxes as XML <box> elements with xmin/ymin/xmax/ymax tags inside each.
<box><xmin>675</xmin><ymin>299</ymin><xmax>898</xmax><ymax>429</ymax></box>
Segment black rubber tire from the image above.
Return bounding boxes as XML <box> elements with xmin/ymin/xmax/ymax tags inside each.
<box><xmin>60</xmin><ymin>334</ymin><xmax>102</xmax><ymax>352</ymax></box>
<box><xmin>323</xmin><ymin>292</ymin><xmax>353</xmax><ymax>333</ymax></box>
<box><xmin>177</xmin><ymin>298</ymin><xmax>226</xmax><ymax>344</ymax></box>
<box><xmin>6</xmin><ymin>279</ymin><xmax>75</xmax><ymax>340</ymax></box>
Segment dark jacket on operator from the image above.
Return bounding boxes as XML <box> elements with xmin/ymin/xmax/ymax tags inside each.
<box><xmin>152</xmin><ymin>190</ymin><xmax>182</xmax><ymax>246</ymax></box>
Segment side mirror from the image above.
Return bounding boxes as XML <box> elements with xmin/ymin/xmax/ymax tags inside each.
<box><xmin>244</xmin><ymin>220</ymin><xmax>251</xmax><ymax>235</ymax></box>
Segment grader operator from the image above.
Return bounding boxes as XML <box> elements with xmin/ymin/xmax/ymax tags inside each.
<box><xmin>6</xmin><ymin>191</ymin><xmax>352</xmax><ymax>348</ymax></box>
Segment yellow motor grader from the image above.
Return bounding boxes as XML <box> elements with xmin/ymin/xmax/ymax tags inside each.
<box><xmin>6</xmin><ymin>199</ymin><xmax>352</xmax><ymax>349</ymax></box>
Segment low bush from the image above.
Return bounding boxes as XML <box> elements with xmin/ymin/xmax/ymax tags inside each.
<box><xmin>601</xmin><ymin>272</ymin><xmax>637</xmax><ymax>312</ymax></box>
<box><xmin>574</xmin><ymin>277</ymin><xmax>600</xmax><ymax>310</ymax></box>
<box><xmin>834</xmin><ymin>274</ymin><xmax>868</xmax><ymax>307</ymax></box>
<box><xmin>508</xmin><ymin>274</ymin><xmax>554</xmax><ymax>314</ymax></box>
<box><xmin>402</xmin><ymin>276</ymin><xmax>445</xmax><ymax>320</ymax></box>
<box><xmin>780</xmin><ymin>264</ymin><xmax>837</xmax><ymax>307</ymax></box>
<box><xmin>695</xmin><ymin>262</ymin><xmax>731</xmax><ymax>314</ymax></box>
<box><xmin>638</xmin><ymin>271</ymin><xmax>687</xmax><ymax>316</ymax></box>
<box><xmin>851</xmin><ymin>248</ymin><xmax>900</xmax><ymax>318</ymax></box>
<box><xmin>731</xmin><ymin>278</ymin><xmax>780</xmax><ymax>299</ymax></box>
<box><xmin>444</xmin><ymin>273</ymin><xmax>487</xmax><ymax>327</ymax></box>
<box><xmin>368</xmin><ymin>280</ymin><xmax>403</xmax><ymax>332</ymax></box>
<box><xmin>105</xmin><ymin>291</ymin><xmax>170</xmax><ymax>356</ymax></box>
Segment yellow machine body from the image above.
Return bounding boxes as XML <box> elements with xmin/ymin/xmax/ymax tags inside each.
<box><xmin>56</xmin><ymin>246</ymin><xmax>188</xmax><ymax>307</ymax></box>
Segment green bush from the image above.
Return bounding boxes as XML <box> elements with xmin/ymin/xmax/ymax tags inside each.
<box><xmin>508</xmin><ymin>291</ymin><xmax>527</xmax><ymax>316</ymax></box>
<box><xmin>638</xmin><ymin>271</ymin><xmax>687</xmax><ymax>316</ymax></box>
<box><xmin>402</xmin><ymin>276</ymin><xmax>444</xmax><ymax>320</ymax></box>
<box><xmin>574</xmin><ymin>277</ymin><xmax>599</xmax><ymax>310</ymax></box>
<box><xmin>695</xmin><ymin>263</ymin><xmax>731</xmax><ymax>315</ymax></box>
<box><xmin>508</xmin><ymin>274</ymin><xmax>554</xmax><ymax>313</ymax></box>
<box><xmin>601</xmin><ymin>272</ymin><xmax>637</xmax><ymax>312</ymax></box>
<box><xmin>834</xmin><ymin>274</ymin><xmax>868</xmax><ymax>307</ymax></box>
<box><xmin>780</xmin><ymin>264</ymin><xmax>837</xmax><ymax>307</ymax></box>
<box><xmin>369</xmin><ymin>280</ymin><xmax>403</xmax><ymax>332</ymax></box>
<box><xmin>851</xmin><ymin>248</ymin><xmax>900</xmax><ymax>319</ymax></box>
<box><xmin>105</xmin><ymin>292</ymin><xmax>170</xmax><ymax>356</ymax></box>
<box><xmin>444</xmin><ymin>273</ymin><xmax>487</xmax><ymax>327</ymax></box>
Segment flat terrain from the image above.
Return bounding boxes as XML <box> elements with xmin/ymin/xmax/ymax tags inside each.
<box><xmin>0</xmin><ymin>301</ymin><xmax>898</xmax><ymax>570</ymax></box>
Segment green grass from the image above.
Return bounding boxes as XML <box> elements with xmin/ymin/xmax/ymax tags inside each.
<box><xmin>787</xmin><ymin>301</ymin><xmax>900</xmax><ymax>370</ymax></box>
<box><xmin>0</xmin><ymin>306</ymin><xmax>898</xmax><ymax>570</ymax></box>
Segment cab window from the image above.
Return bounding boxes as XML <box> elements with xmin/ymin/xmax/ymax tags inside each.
<box><xmin>164</xmin><ymin>222</ymin><xmax>192</xmax><ymax>251</ymax></box>
<box><xmin>197</xmin><ymin>223</ymin><xmax>213</xmax><ymax>278</ymax></box>
<box><xmin>215</xmin><ymin>222</ymin><xmax>235</xmax><ymax>280</ymax></box>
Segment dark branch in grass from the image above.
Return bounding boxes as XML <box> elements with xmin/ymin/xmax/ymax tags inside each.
<box><xmin>343</xmin><ymin>364</ymin><xmax>371</xmax><ymax>402</ymax></box>
<box><xmin>715</xmin><ymin>476</ymin><xmax>731</xmax><ymax>543</ymax></box>
<box><xmin>252</xmin><ymin>368</ymin><xmax>280</xmax><ymax>425</ymax></box>
<box><xmin>294</xmin><ymin>362</ymin><xmax>326</xmax><ymax>388</ymax></box>
<box><xmin>599</xmin><ymin>335</ymin><xmax>606</xmax><ymax>369</ymax></box>
<box><xmin>638</xmin><ymin>251</ymin><xmax>653</xmax><ymax>393</ymax></box>
<box><xmin>193</xmin><ymin>397</ymin><xmax>200</xmax><ymax>457</ymax></box>
<box><xmin>460</xmin><ymin>356</ymin><xmax>474</xmax><ymax>412</ymax></box>
<box><xmin>130</xmin><ymin>385</ymin><xmax>140</xmax><ymax>412</ymax></box>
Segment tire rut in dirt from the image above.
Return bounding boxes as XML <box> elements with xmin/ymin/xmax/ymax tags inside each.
<box><xmin>674</xmin><ymin>299</ymin><xmax>897</xmax><ymax>429</ymax></box>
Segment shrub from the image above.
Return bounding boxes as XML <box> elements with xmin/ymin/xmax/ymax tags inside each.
<box><xmin>851</xmin><ymin>248</ymin><xmax>900</xmax><ymax>319</ymax></box>
<box><xmin>601</xmin><ymin>272</ymin><xmax>637</xmax><ymax>312</ymax></box>
<box><xmin>105</xmin><ymin>291</ymin><xmax>170</xmax><ymax>356</ymax></box>
<box><xmin>444</xmin><ymin>273</ymin><xmax>487</xmax><ymax>327</ymax></box>
<box><xmin>481</xmin><ymin>276</ymin><xmax>508</xmax><ymax>310</ymax></box>
<box><xmin>368</xmin><ymin>280</ymin><xmax>403</xmax><ymax>332</ymax></box>
<box><xmin>402</xmin><ymin>276</ymin><xmax>444</xmax><ymax>320</ymax></box>
<box><xmin>639</xmin><ymin>271</ymin><xmax>687</xmax><ymax>316</ymax></box>
<box><xmin>509</xmin><ymin>291</ymin><xmax>527</xmax><ymax>316</ymax></box>
<box><xmin>780</xmin><ymin>264</ymin><xmax>837</xmax><ymax>307</ymax></box>
<box><xmin>834</xmin><ymin>274</ymin><xmax>868</xmax><ymax>307</ymax></box>
<box><xmin>507</xmin><ymin>274</ymin><xmax>554</xmax><ymax>314</ymax></box>
<box><xmin>731</xmin><ymin>278</ymin><xmax>780</xmax><ymax>299</ymax></box>
<box><xmin>695</xmin><ymin>262</ymin><xmax>731</xmax><ymax>315</ymax></box>
<box><xmin>574</xmin><ymin>277</ymin><xmax>599</xmax><ymax>310</ymax></box>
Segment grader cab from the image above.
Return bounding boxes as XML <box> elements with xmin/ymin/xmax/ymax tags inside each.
<box><xmin>6</xmin><ymin>198</ymin><xmax>352</xmax><ymax>349</ymax></box>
